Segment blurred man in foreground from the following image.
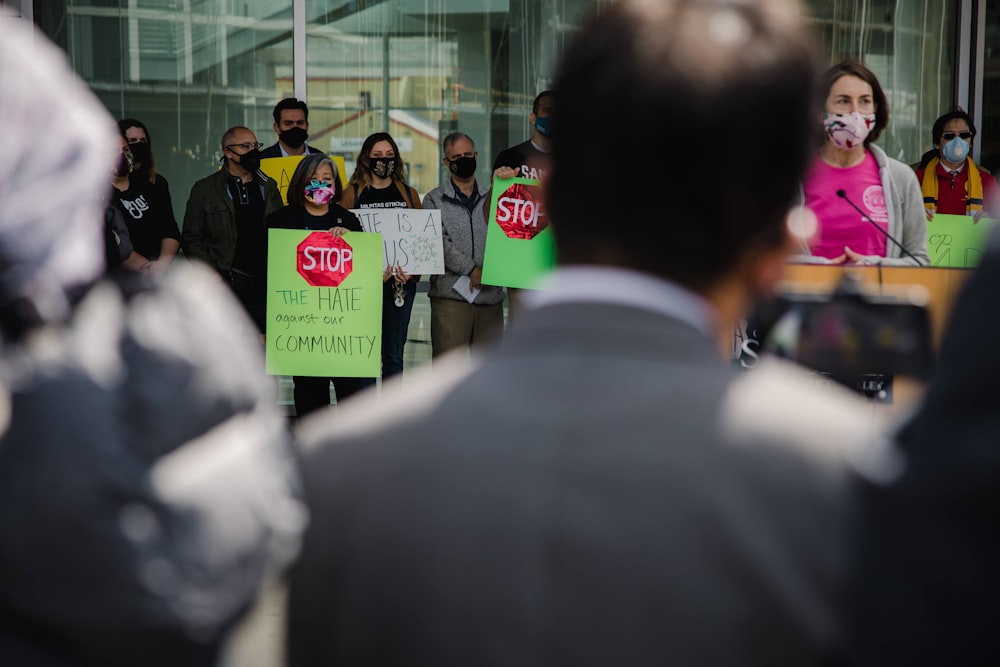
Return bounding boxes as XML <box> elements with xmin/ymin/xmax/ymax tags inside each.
<box><xmin>287</xmin><ymin>1</ymin><xmax>889</xmax><ymax>664</ymax></box>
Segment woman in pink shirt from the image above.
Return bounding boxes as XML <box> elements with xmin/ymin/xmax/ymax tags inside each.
<box><xmin>798</xmin><ymin>61</ymin><xmax>928</xmax><ymax>266</ymax></box>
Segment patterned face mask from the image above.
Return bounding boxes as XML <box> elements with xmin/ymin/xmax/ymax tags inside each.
<box><xmin>370</xmin><ymin>156</ymin><xmax>395</xmax><ymax>179</ymax></box>
<box><xmin>823</xmin><ymin>111</ymin><xmax>876</xmax><ymax>150</ymax></box>
<box><xmin>304</xmin><ymin>179</ymin><xmax>335</xmax><ymax>204</ymax></box>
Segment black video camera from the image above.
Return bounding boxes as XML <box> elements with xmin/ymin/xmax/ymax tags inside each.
<box><xmin>740</xmin><ymin>273</ymin><xmax>935</xmax><ymax>402</ymax></box>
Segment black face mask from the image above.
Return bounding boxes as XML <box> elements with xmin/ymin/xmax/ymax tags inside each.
<box><xmin>279</xmin><ymin>127</ymin><xmax>308</xmax><ymax>149</ymax></box>
<box><xmin>236</xmin><ymin>148</ymin><xmax>261</xmax><ymax>173</ymax></box>
<box><xmin>370</xmin><ymin>157</ymin><xmax>395</xmax><ymax>179</ymax></box>
<box><xmin>447</xmin><ymin>155</ymin><xmax>477</xmax><ymax>179</ymax></box>
<box><xmin>128</xmin><ymin>142</ymin><xmax>151</xmax><ymax>167</ymax></box>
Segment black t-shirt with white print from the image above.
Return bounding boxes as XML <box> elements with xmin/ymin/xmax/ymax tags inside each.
<box><xmin>110</xmin><ymin>175</ymin><xmax>180</xmax><ymax>260</ymax></box>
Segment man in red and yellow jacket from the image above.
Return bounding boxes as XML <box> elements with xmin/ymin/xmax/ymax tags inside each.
<box><xmin>916</xmin><ymin>110</ymin><xmax>999</xmax><ymax>222</ymax></box>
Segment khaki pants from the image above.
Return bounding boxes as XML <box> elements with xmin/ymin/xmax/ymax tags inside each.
<box><xmin>430</xmin><ymin>297</ymin><xmax>504</xmax><ymax>358</ymax></box>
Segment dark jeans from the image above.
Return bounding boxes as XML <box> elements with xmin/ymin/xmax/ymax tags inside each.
<box><xmin>228</xmin><ymin>270</ymin><xmax>267</xmax><ymax>334</ymax></box>
<box><xmin>382</xmin><ymin>280</ymin><xmax>416</xmax><ymax>378</ymax></box>
<box><xmin>292</xmin><ymin>376</ymin><xmax>376</xmax><ymax>418</ymax></box>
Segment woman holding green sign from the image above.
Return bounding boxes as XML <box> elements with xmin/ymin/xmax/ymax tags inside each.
<box><xmin>340</xmin><ymin>132</ymin><xmax>423</xmax><ymax>379</ymax></box>
<box><xmin>267</xmin><ymin>154</ymin><xmax>372</xmax><ymax>417</ymax></box>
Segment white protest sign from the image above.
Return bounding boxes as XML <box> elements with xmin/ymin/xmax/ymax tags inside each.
<box><xmin>351</xmin><ymin>208</ymin><xmax>444</xmax><ymax>275</ymax></box>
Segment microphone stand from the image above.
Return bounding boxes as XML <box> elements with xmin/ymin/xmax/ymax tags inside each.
<box><xmin>836</xmin><ymin>189</ymin><xmax>923</xmax><ymax>265</ymax></box>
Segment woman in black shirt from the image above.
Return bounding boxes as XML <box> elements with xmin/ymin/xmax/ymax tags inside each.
<box><xmin>267</xmin><ymin>154</ymin><xmax>371</xmax><ymax>417</ymax></box>
<box><xmin>340</xmin><ymin>132</ymin><xmax>423</xmax><ymax>380</ymax></box>
<box><xmin>109</xmin><ymin>132</ymin><xmax>181</xmax><ymax>274</ymax></box>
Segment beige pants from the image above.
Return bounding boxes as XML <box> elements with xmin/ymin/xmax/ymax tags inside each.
<box><xmin>430</xmin><ymin>297</ymin><xmax>504</xmax><ymax>358</ymax></box>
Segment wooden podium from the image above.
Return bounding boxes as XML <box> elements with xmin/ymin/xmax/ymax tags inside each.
<box><xmin>780</xmin><ymin>263</ymin><xmax>973</xmax><ymax>347</ymax></box>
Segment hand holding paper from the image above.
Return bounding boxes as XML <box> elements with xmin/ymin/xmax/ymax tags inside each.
<box><xmin>453</xmin><ymin>275</ymin><xmax>481</xmax><ymax>304</ymax></box>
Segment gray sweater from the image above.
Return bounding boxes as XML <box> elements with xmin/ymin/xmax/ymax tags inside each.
<box><xmin>422</xmin><ymin>180</ymin><xmax>506</xmax><ymax>304</ymax></box>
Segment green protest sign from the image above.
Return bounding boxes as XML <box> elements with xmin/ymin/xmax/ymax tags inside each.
<box><xmin>926</xmin><ymin>214</ymin><xmax>998</xmax><ymax>268</ymax></box>
<box><xmin>266</xmin><ymin>229</ymin><xmax>382</xmax><ymax>377</ymax></box>
<box><xmin>481</xmin><ymin>177</ymin><xmax>556</xmax><ymax>288</ymax></box>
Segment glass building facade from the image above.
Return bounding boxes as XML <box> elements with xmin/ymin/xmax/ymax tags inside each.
<box><xmin>5</xmin><ymin>0</ymin><xmax>997</xmax><ymax>215</ymax></box>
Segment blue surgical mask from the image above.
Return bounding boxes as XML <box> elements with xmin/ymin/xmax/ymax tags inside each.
<box><xmin>942</xmin><ymin>135</ymin><xmax>970</xmax><ymax>163</ymax></box>
<box><xmin>534</xmin><ymin>116</ymin><xmax>552</xmax><ymax>137</ymax></box>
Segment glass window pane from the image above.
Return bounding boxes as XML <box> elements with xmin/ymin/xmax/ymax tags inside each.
<box><xmin>803</xmin><ymin>0</ymin><xmax>957</xmax><ymax>164</ymax></box>
<box><xmin>48</xmin><ymin>0</ymin><xmax>295</xmax><ymax>218</ymax></box>
<box><xmin>982</xmin><ymin>4</ymin><xmax>999</xmax><ymax>176</ymax></box>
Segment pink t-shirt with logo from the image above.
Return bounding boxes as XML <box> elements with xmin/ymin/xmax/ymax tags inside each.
<box><xmin>803</xmin><ymin>150</ymin><xmax>888</xmax><ymax>260</ymax></box>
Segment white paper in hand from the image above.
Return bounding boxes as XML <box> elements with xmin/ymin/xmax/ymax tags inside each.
<box><xmin>452</xmin><ymin>275</ymin><xmax>481</xmax><ymax>304</ymax></box>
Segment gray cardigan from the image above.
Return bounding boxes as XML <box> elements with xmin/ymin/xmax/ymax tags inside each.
<box><xmin>795</xmin><ymin>144</ymin><xmax>929</xmax><ymax>267</ymax></box>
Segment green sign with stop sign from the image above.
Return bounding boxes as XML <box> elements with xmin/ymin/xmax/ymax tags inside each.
<box><xmin>266</xmin><ymin>229</ymin><xmax>383</xmax><ymax>377</ymax></box>
<box><xmin>482</xmin><ymin>177</ymin><xmax>557</xmax><ymax>289</ymax></box>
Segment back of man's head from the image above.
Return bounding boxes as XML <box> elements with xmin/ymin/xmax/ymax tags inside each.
<box><xmin>549</xmin><ymin>0</ymin><xmax>817</xmax><ymax>292</ymax></box>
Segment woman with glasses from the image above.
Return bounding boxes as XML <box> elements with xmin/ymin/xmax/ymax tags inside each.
<box><xmin>340</xmin><ymin>132</ymin><xmax>423</xmax><ymax>379</ymax></box>
<box><xmin>267</xmin><ymin>154</ymin><xmax>373</xmax><ymax>417</ymax></box>
<box><xmin>110</xmin><ymin>125</ymin><xmax>181</xmax><ymax>275</ymax></box>
<box><xmin>796</xmin><ymin>61</ymin><xmax>928</xmax><ymax>266</ymax></box>
<box><xmin>914</xmin><ymin>110</ymin><xmax>999</xmax><ymax>221</ymax></box>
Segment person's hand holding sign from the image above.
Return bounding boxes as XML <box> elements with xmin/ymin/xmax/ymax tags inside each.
<box><xmin>328</xmin><ymin>226</ymin><xmax>351</xmax><ymax>238</ymax></box>
<box><xmin>492</xmin><ymin>166</ymin><xmax>519</xmax><ymax>181</ymax></box>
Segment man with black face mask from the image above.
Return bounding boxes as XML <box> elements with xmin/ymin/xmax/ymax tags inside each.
<box><xmin>422</xmin><ymin>132</ymin><xmax>505</xmax><ymax>357</ymax></box>
<box><xmin>182</xmin><ymin>126</ymin><xmax>282</xmax><ymax>335</ymax></box>
<box><xmin>260</xmin><ymin>98</ymin><xmax>322</xmax><ymax>159</ymax></box>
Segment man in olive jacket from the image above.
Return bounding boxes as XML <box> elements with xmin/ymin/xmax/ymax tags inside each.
<box><xmin>182</xmin><ymin>126</ymin><xmax>282</xmax><ymax>332</ymax></box>
<box><xmin>422</xmin><ymin>132</ymin><xmax>505</xmax><ymax>357</ymax></box>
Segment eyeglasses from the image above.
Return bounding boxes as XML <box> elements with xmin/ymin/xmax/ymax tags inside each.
<box><xmin>226</xmin><ymin>142</ymin><xmax>263</xmax><ymax>152</ymax></box>
<box><xmin>942</xmin><ymin>131</ymin><xmax>973</xmax><ymax>141</ymax></box>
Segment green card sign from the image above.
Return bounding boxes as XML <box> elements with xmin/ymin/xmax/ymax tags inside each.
<box><xmin>927</xmin><ymin>214</ymin><xmax>998</xmax><ymax>268</ymax></box>
<box><xmin>481</xmin><ymin>177</ymin><xmax>556</xmax><ymax>288</ymax></box>
<box><xmin>266</xmin><ymin>229</ymin><xmax>382</xmax><ymax>377</ymax></box>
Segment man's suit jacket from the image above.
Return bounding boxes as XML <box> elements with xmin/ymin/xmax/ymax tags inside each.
<box><xmin>288</xmin><ymin>300</ymin><xmax>882</xmax><ymax>666</ymax></box>
<box><xmin>258</xmin><ymin>143</ymin><xmax>322</xmax><ymax>160</ymax></box>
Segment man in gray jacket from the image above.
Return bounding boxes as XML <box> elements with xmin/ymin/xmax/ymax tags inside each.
<box><xmin>422</xmin><ymin>132</ymin><xmax>505</xmax><ymax>357</ymax></box>
<box><xmin>287</xmin><ymin>1</ymin><xmax>890</xmax><ymax>665</ymax></box>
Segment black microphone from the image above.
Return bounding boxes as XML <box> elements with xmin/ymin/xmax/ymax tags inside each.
<box><xmin>836</xmin><ymin>189</ymin><xmax>923</xmax><ymax>265</ymax></box>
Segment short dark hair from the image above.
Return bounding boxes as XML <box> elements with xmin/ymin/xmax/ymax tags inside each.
<box><xmin>820</xmin><ymin>60</ymin><xmax>888</xmax><ymax>146</ymax></box>
<box><xmin>442</xmin><ymin>132</ymin><xmax>474</xmax><ymax>154</ymax></box>
<box><xmin>549</xmin><ymin>0</ymin><xmax>816</xmax><ymax>292</ymax></box>
<box><xmin>273</xmin><ymin>98</ymin><xmax>309</xmax><ymax>124</ymax></box>
<box><xmin>287</xmin><ymin>153</ymin><xmax>339</xmax><ymax>207</ymax></box>
<box><xmin>532</xmin><ymin>90</ymin><xmax>554</xmax><ymax>116</ymax></box>
<box><xmin>931</xmin><ymin>109</ymin><xmax>976</xmax><ymax>146</ymax></box>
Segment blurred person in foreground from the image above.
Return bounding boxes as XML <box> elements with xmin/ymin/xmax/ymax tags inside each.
<box><xmin>0</xmin><ymin>16</ymin><xmax>303</xmax><ymax>666</ymax></box>
<box><xmin>847</xmin><ymin>228</ymin><xmax>1000</xmax><ymax>665</ymax></box>
<box><xmin>286</xmin><ymin>1</ymin><xmax>894</xmax><ymax>665</ymax></box>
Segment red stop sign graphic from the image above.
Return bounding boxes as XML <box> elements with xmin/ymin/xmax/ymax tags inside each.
<box><xmin>494</xmin><ymin>182</ymin><xmax>548</xmax><ymax>240</ymax></box>
<box><xmin>296</xmin><ymin>232</ymin><xmax>354</xmax><ymax>287</ymax></box>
